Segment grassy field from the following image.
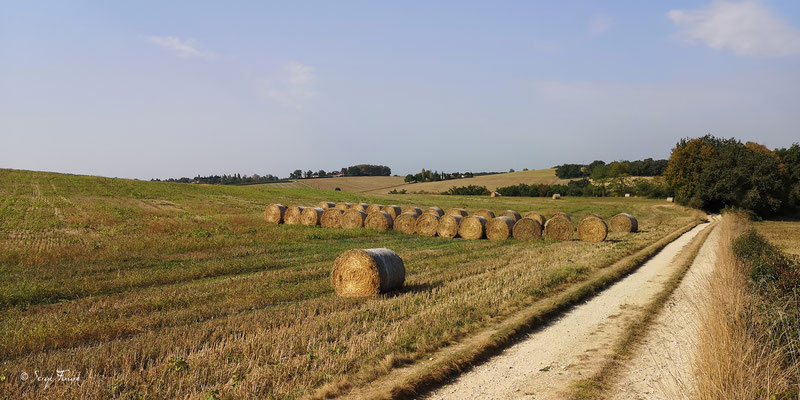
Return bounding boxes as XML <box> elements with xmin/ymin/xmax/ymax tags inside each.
<box><xmin>755</xmin><ymin>220</ymin><xmax>800</xmax><ymax>256</ymax></box>
<box><xmin>0</xmin><ymin>169</ymin><xmax>701</xmax><ymax>399</ymax></box>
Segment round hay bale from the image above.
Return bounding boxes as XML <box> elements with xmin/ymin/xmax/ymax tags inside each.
<box><xmin>284</xmin><ymin>205</ymin><xmax>306</xmax><ymax>225</ymax></box>
<box><xmin>300</xmin><ymin>207</ymin><xmax>325</xmax><ymax>226</ymax></box>
<box><xmin>366</xmin><ymin>204</ymin><xmax>383</xmax><ymax>214</ymax></box>
<box><xmin>578</xmin><ymin>217</ymin><xmax>608</xmax><ymax>242</ymax></box>
<box><xmin>609</xmin><ymin>213</ymin><xmax>638</xmax><ymax>233</ymax></box>
<box><xmin>318</xmin><ymin>201</ymin><xmax>336</xmax><ymax>209</ymax></box>
<box><xmin>331</xmin><ymin>248</ymin><xmax>405</xmax><ymax>297</ymax></box>
<box><xmin>365</xmin><ymin>211</ymin><xmax>393</xmax><ymax>230</ymax></box>
<box><xmin>335</xmin><ymin>202</ymin><xmax>352</xmax><ymax>211</ymax></box>
<box><xmin>445</xmin><ymin>208</ymin><xmax>468</xmax><ymax>217</ymax></box>
<box><xmin>458</xmin><ymin>215</ymin><xmax>488</xmax><ymax>240</ymax></box>
<box><xmin>342</xmin><ymin>209</ymin><xmax>367</xmax><ymax>229</ymax></box>
<box><xmin>415</xmin><ymin>213</ymin><xmax>440</xmax><ymax>237</ymax></box>
<box><xmin>543</xmin><ymin>214</ymin><xmax>574</xmax><ymax>241</ymax></box>
<box><xmin>523</xmin><ymin>211</ymin><xmax>546</xmax><ymax>227</ymax></box>
<box><xmin>394</xmin><ymin>212</ymin><xmax>419</xmax><ymax>235</ymax></box>
<box><xmin>580</xmin><ymin>213</ymin><xmax>601</xmax><ymax>223</ymax></box>
<box><xmin>475</xmin><ymin>209</ymin><xmax>495</xmax><ymax>220</ymax></box>
<box><xmin>487</xmin><ymin>216</ymin><xmax>515</xmax><ymax>241</ymax></box>
<box><xmin>402</xmin><ymin>206</ymin><xmax>423</xmax><ymax>217</ymax></box>
<box><xmin>382</xmin><ymin>205</ymin><xmax>402</xmax><ymax>219</ymax></box>
<box><xmin>513</xmin><ymin>217</ymin><xmax>543</xmax><ymax>241</ymax></box>
<box><xmin>264</xmin><ymin>204</ymin><xmax>287</xmax><ymax>224</ymax></box>
<box><xmin>351</xmin><ymin>204</ymin><xmax>368</xmax><ymax>213</ymax></box>
<box><xmin>425</xmin><ymin>206</ymin><xmax>444</xmax><ymax>217</ymax></box>
<box><xmin>437</xmin><ymin>214</ymin><xmax>463</xmax><ymax>238</ymax></box>
<box><xmin>321</xmin><ymin>208</ymin><xmax>344</xmax><ymax>228</ymax></box>
<box><xmin>358</xmin><ymin>202</ymin><xmax>369</xmax><ymax>210</ymax></box>
<box><xmin>552</xmin><ymin>212</ymin><xmax>572</xmax><ymax>222</ymax></box>
<box><xmin>500</xmin><ymin>209</ymin><xmax>521</xmax><ymax>222</ymax></box>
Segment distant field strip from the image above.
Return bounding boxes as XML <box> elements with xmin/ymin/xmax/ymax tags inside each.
<box><xmin>0</xmin><ymin>169</ymin><xmax>701</xmax><ymax>399</ymax></box>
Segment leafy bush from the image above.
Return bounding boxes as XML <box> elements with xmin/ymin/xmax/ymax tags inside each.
<box><xmin>733</xmin><ymin>229</ymin><xmax>799</xmax><ymax>291</ymax></box>
<box><xmin>443</xmin><ymin>185</ymin><xmax>490</xmax><ymax>196</ymax></box>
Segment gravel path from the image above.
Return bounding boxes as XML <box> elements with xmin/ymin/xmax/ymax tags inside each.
<box><xmin>425</xmin><ymin>220</ymin><xmax>716</xmax><ymax>400</ymax></box>
<box><xmin>606</xmin><ymin>217</ymin><xmax>721</xmax><ymax>399</ymax></box>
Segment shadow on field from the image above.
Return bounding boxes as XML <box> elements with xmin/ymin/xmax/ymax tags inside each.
<box><xmin>386</xmin><ymin>282</ymin><xmax>441</xmax><ymax>297</ymax></box>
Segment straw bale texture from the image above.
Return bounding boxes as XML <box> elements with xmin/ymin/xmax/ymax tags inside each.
<box><xmin>458</xmin><ymin>216</ymin><xmax>487</xmax><ymax>240</ymax></box>
<box><xmin>341</xmin><ymin>209</ymin><xmax>367</xmax><ymax>229</ymax></box>
<box><xmin>543</xmin><ymin>213</ymin><xmax>574</xmax><ymax>241</ymax></box>
<box><xmin>284</xmin><ymin>205</ymin><xmax>306</xmax><ymax>225</ymax></box>
<box><xmin>437</xmin><ymin>214</ymin><xmax>463</xmax><ymax>238</ymax></box>
<box><xmin>415</xmin><ymin>213</ymin><xmax>440</xmax><ymax>237</ymax></box>
<box><xmin>331</xmin><ymin>248</ymin><xmax>405</xmax><ymax>297</ymax></box>
<box><xmin>512</xmin><ymin>217</ymin><xmax>543</xmax><ymax>241</ymax></box>
<box><xmin>365</xmin><ymin>211</ymin><xmax>393</xmax><ymax>230</ymax></box>
<box><xmin>486</xmin><ymin>216</ymin><xmax>515</xmax><ymax>240</ymax></box>
<box><xmin>264</xmin><ymin>204</ymin><xmax>287</xmax><ymax>224</ymax></box>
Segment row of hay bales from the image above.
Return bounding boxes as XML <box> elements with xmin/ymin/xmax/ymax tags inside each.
<box><xmin>264</xmin><ymin>202</ymin><xmax>638</xmax><ymax>242</ymax></box>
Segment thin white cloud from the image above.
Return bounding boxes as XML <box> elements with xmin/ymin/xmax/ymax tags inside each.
<box><xmin>668</xmin><ymin>1</ymin><xmax>800</xmax><ymax>57</ymax></box>
<box><xmin>148</xmin><ymin>36</ymin><xmax>215</xmax><ymax>58</ymax></box>
<box><xmin>259</xmin><ymin>61</ymin><xmax>318</xmax><ymax>107</ymax></box>
<box><xmin>589</xmin><ymin>14</ymin><xmax>614</xmax><ymax>35</ymax></box>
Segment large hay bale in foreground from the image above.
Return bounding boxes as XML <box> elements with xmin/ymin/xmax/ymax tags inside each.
<box><xmin>284</xmin><ymin>205</ymin><xmax>306</xmax><ymax>225</ymax></box>
<box><xmin>415</xmin><ymin>213</ymin><xmax>440</xmax><ymax>236</ymax></box>
<box><xmin>513</xmin><ymin>217</ymin><xmax>542</xmax><ymax>241</ymax></box>
<box><xmin>578</xmin><ymin>217</ymin><xmax>608</xmax><ymax>242</ymax></box>
<box><xmin>445</xmin><ymin>208</ymin><xmax>468</xmax><ymax>217</ymax></box>
<box><xmin>394</xmin><ymin>212</ymin><xmax>419</xmax><ymax>235</ymax></box>
<box><xmin>382</xmin><ymin>205</ymin><xmax>402</xmax><ymax>219</ymax></box>
<box><xmin>475</xmin><ymin>209</ymin><xmax>495</xmax><ymax>220</ymax></box>
<box><xmin>458</xmin><ymin>215</ymin><xmax>487</xmax><ymax>240</ymax></box>
<box><xmin>543</xmin><ymin>213</ymin><xmax>574</xmax><ymax>241</ymax></box>
<box><xmin>321</xmin><ymin>209</ymin><xmax>344</xmax><ymax>228</ymax></box>
<box><xmin>365</xmin><ymin>211</ymin><xmax>393</xmax><ymax>230</ymax></box>
<box><xmin>342</xmin><ymin>209</ymin><xmax>367</xmax><ymax>229</ymax></box>
<box><xmin>500</xmin><ymin>209</ymin><xmax>521</xmax><ymax>222</ymax></box>
<box><xmin>580</xmin><ymin>213</ymin><xmax>601</xmax><ymax>223</ymax></box>
<box><xmin>335</xmin><ymin>202</ymin><xmax>352</xmax><ymax>211</ymax></box>
<box><xmin>318</xmin><ymin>202</ymin><xmax>336</xmax><ymax>210</ymax></box>
<box><xmin>609</xmin><ymin>213</ymin><xmax>638</xmax><ymax>233</ymax></box>
<box><xmin>523</xmin><ymin>211</ymin><xmax>546</xmax><ymax>227</ymax></box>
<box><xmin>331</xmin><ymin>248</ymin><xmax>405</xmax><ymax>297</ymax></box>
<box><xmin>402</xmin><ymin>206</ymin><xmax>423</xmax><ymax>217</ymax></box>
<box><xmin>366</xmin><ymin>204</ymin><xmax>383</xmax><ymax>214</ymax></box>
<box><xmin>301</xmin><ymin>207</ymin><xmax>325</xmax><ymax>226</ymax></box>
<box><xmin>487</xmin><ymin>216</ymin><xmax>516</xmax><ymax>240</ymax></box>
<box><xmin>437</xmin><ymin>214</ymin><xmax>463</xmax><ymax>238</ymax></box>
<box><xmin>264</xmin><ymin>204</ymin><xmax>287</xmax><ymax>224</ymax></box>
<box><xmin>425</xmin><ymin>207</ymin><xmax>444</xmax><ymax>217</ymax></box>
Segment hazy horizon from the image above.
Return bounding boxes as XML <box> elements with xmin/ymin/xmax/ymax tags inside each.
<box><xmin>3</xmin><ymin>1</ymin><xmax>800</xmax><ymax>180</ymax></box>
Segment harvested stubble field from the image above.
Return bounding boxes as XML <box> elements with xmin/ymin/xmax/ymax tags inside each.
<box><xmin>0</xmin><ymin>169</ymin><xmax>702</xmax><ymax>399</ymax></box>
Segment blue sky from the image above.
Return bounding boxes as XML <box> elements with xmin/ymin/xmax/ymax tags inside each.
<box><xmin>2</xmin><ymin>1</ymin><xmax>800</xmax><ymax>179</ymax></box>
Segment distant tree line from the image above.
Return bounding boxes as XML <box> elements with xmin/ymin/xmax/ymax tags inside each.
<box><xmin>405</xmin><ymin>169</ymin><xmax>476</xmax><ymax>183</ymax></box>
<box><xmin>555</xmin><ymin>158</ymin><xmax>669</xmax><ymax>179</ymax></box>
<box><xmin>493</xmin><ymin>177</ymin><xmax>673</xmax><ymax>199</ymax></box>
<box><xmin>665</xmin><ymin>135</ymin><xmax>800</xmax><ymax>217</ymax></box>
<box><xmin>287</xmin><ymin>164</ymin><xmax>391</xmax><ymax>179</ymax></box>
<box><xmin>152</xmin><ymin>173</ymin><xmax>286</xmax><ymax>185</ymax></box>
